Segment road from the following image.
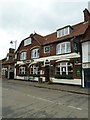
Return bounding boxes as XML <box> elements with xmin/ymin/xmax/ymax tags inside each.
<box><xmin>2</xmin><ymin>79</ymin><xmax>88</xmax><ymax>118</ymax></box>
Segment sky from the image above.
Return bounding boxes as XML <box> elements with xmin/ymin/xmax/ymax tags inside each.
<box><xmin>0</xmin><ymin>0</ymin><xmax>89</xmax><ymax>60</ymax></box>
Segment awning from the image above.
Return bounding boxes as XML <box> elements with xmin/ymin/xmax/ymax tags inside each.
<box><xmin>56</xmin><ymin>58</ymin><xmax>70</xmax><ymax>63</ymax></box>
<box><xmin>28</xmin><ymin>61</ymin><xmax>38</xmax><ymax>67</ymax></box>
<box><xmin>16</xmin><ymin>53</ymin><xmax>80</xmax><ymax>67</ymax></box>
<box><xmin>33</xmin><ymin>53</ymin><xmax>80</xmax><ymax>62</ymax></box>
<box><xmin>18</xmin><ymin>63</ymin><xmax>26</xmax><ymax>66</ymax></box>
<box><xmin>15</xmin><ymin>61</ymin><xmax>26</xmax><ymax>67</ymax></box>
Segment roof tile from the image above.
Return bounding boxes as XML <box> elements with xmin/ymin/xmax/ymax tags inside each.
<box><xmin>43</xmin><ymin>22</ymin><xmax>89</xmax><ymax>45</ymax></box>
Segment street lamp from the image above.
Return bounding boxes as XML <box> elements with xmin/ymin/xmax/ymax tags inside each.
<box><xmin>10</xmin><ymin>40</ymin><xmax>17</xmax><ymax>52</ymax></box>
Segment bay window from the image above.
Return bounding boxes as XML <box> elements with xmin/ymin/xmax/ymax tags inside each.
<box><xmin>56</xmin><ymin>62</ymin><xmax>73</xmax><ymax>75</ymax></box>
<box><xmin>19</xmin><ymin>67</ymin><xmax>26</xmax><ymax>75</ymax></box>
<box><xmin>56</xmin><ymin>42</ymin><xmax>71</xmax><ymax>55</ymax></box>
<box><xmin>30</xmin><ymin>65</ymin><xmax>40</xmax><ymax>75</ymax></box>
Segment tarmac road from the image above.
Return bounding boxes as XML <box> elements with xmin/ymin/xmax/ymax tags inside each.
<box><xmin>2</xmin><ymin>79</ymin><xmax>88</xmax><ymax>118</ymax></box>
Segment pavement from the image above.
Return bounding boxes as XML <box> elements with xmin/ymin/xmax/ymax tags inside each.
<box><xmin>3</xmin><ymin>78</ymin><xmax>89</xmax><ymax>95</ymax></box>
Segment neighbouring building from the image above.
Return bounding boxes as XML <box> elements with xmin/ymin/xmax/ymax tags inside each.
<box><xmin>1</xmin><ymin>48</ymin><xmax>15</xmax><ymax>79</ymax></box>
<box><xmin>81</xmin><ymin>8</ymin><xmax>90</xmax><ymax>87</ymax></box>
<box><xmin>14</xmin><ymin>34</ymin><xmax>44</xmax><ymax>81</ymax></box>
<box><xmin>14</xmin><ymin>8</ymin><xmax>90</xmax><ymax>87</ymax></box>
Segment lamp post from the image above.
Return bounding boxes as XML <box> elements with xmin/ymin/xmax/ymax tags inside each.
<box><xmin>10</xmin><ymin>40</ymin><xmax>17</xmax><ymax>79</ymax></box>
<box><xmin>10</xmin><ymin>40</ymin><xmax>17</xmax><ymax>52</ymax></box>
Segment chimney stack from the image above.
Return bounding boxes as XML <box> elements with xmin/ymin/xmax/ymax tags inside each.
<box><xmin>9</xmin><ymin>48</ymin><xmax>15</xmax><ymax>54</ymax></box>
<box><xmin>83</xmin><ymin>8</ymin><xmax>90</xmax><ymax>22</ymax></box>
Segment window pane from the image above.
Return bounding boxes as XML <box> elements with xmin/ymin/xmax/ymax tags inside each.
<box><xmin>61</xmin><ymin>43</ymin><xmax>65</xmax><ymax>54</ymax></box>
<box><xmin>56</xmin><ymin>42</ymin><xmax>71</xmax><ymax>54</ymax></box>
<box><xmin>60</xmin><ymin>62</ymin><xmax>66</xmax><ymax>66</ymax></box>
<box><xmin>44</xmin><ymin>46</ymin><xmax>50</xmax><ymax>53</ymax></box>
<box><xmin>30</xmin><ymin>65</ymin><xmax>39</xmax><ymax>75</ymax></box>
<box><xmin>64</xmin><ymin>28</ymin><xmax>69</xmax><ymax>35</ymax></box>
<box><xmin>24</xmin><ymin>38</ymin><xmax>31</xmax><ymax>46</ymax></box>
<box><xmin>31</xmin><ymin>48</ymin><xmax>39</xmax><ymax>59</ymax></box>
<box><xmin>19</xmin><ymin>67</ymin><xmax>25</xmax><ymax>74</ymax></box>
<box><xmin>20</xmin><ymin>52</ymin><xmax>26</xmax><ymax>60</ymax></box>
<box><xmin>62</xmin><ymin>29</ymin><xmax>64</xmax><ymax>36</ymax></box>
<box><xmin>66</xmin><ymin>42</ymin><xmax>71</xmax><ymax>53</ymax></box>
<box><xmin>56</xmin><ymin>44</ymin><xmax>60</xmax><ymax>54</ymax></box>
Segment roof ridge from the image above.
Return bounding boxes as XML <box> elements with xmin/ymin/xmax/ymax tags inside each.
<box><xmin>44</xmin><ymin>31</ymin><xmax>56</xmax><ymax>38</ymax></box>
<box><xmin>72</xmin><ymin>21</ymin><xmax>84</xmax><ymax>27</ymax></box>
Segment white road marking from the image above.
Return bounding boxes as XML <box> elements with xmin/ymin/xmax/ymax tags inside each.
<box><xmin>4</xmin><ymin>87</ymin><xmax>83</xmax><ymax>111</ymax></box>
<box><xmin>26</xmin><ymin>94</ymin><xmax>82</xmax><ymax>111</ymax></box>
<box><xmin>68</xmin><ymin>105</ymin><xmax>82</xmax><ymax>110</ymax></box>
<box><xmin>27</xmin><ymin>94</ymin><xmax>54</xmax><ymax>103</ymax></box>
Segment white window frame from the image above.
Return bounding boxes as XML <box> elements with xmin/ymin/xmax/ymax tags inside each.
<box><xmin>57</xmin><ymin>27</ymin><xmax>70</xmax><ymax>38</ymax></box>
<box><xmin>44</xmin><ymin>46</ymin><xmax>50</xmax><ymax>53</ymax></box>
<box><xmin>19</xmin><ymin>67</ymin><xmax>26</xmax><ymax>75</ymax></box>
<box><xmin>31</xmin><ymin>48</ymin><xmax>39</xmax><ymax>59</ymax></box>
<box><xmin>20</xmin><ymin>52</ymin><xmax>26</xmax><ymax>60</ymax></box>
<box><xmin>30</xmin><ymin>65</ymin><xmax>39</xmax><ymax>75</ymax></box>
<box><xmin>56</xmin><ymin>42</ymin><xmax>71</xmax><ymax>55</ymax></box>
<box><xmin>55</xmin><ymin>62</ymin><xmax>73</xmax><ymax>75</ymax></box>
<box><xmin>24</xmin><ymin>38</ymin><xmax>31</xmax><ymax>46</ymax></box>
<box><xmin>61</xmin><ymin>43</ymin><xmax>65</xmax><ymax>54</ymax></box>
<box><xmin>66</xmin><ymin>42</ymin><xmax>71</xmax><ymax>53</ymax></box>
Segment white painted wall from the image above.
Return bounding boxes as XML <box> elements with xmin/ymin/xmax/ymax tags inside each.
<box><xmin>15</xmin><ymin>76</ymin><xmax>24</xmax><ymax>80</ymax></box>
<box><xmin>50</xmin><ymin>77</ymin><xmax>81</xmax><ymax>85</ymax></box>
<box><xmin>82</xmin><ymin>70</ymin><xmax>85</xmax><ymax>88</ymax></box>
<box><xmin>82</xmin><ymin>41</ymin><xmax>90</xmax><ymax>87</ymax></box>
<box><xmin>82</xmin><ymin>42</ymin><xmax>88</xmax><ymax>63</ymax></box>
<box><xmin>82</xmin><ymin>41</ymin><xmax>90</xmax><ymax>68</ymax></box>
<box><xmin>14</xmin><ymin>68</ymin><xmax>16</xmax><ymax>79</ymax></box>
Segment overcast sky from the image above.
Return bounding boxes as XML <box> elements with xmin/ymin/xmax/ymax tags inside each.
<box><xmin>0</xmin><ymin>0</ymin><xmax>89</xmax><ymax>60</ymax></box>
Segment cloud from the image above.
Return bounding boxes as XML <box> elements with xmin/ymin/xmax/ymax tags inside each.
<box><xmin>0</xmin><ymin>0</ymin><xmax>89</xmax><ymax>59</ymax></box>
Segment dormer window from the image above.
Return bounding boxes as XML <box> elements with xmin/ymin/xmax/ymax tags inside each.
<box><xmin>57</xmin><ymin>26</ymin><xmax>72</xmax><ymax>38</ymax></box>
<box><xmin>24</xmin><ymin>38</ymin><xmax>31</xmax><ymax>46</ymax></box>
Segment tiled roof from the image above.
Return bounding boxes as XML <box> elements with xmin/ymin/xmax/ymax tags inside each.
<box><xmin>33</xmin><ymin>33</ymin><xmax>44</xmax><ymax>44</ymax></box>
<box><xmin>43</xmin><ymin>21</ymin><xmax>89</xmax><ymax>45</ymax></box>
<box><xmin>2</xmin><ymin>59</ymin><xmax>14</xmax><ymax>65</ymax></box>
<box><xmin>1</xmin><ymin>54</ymin><xmax>15</xmax><ymax>65</ymax></box>
<box><xmin>71</xmin><ymin>21</ymin><xmax>89</xmax><ymax>36</ymax></box>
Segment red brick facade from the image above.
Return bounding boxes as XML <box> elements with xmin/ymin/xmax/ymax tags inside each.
<box><xmin>13</xmin><ymin>8</ymin><xmax>90</xmax><ymax>85</ymax></box>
